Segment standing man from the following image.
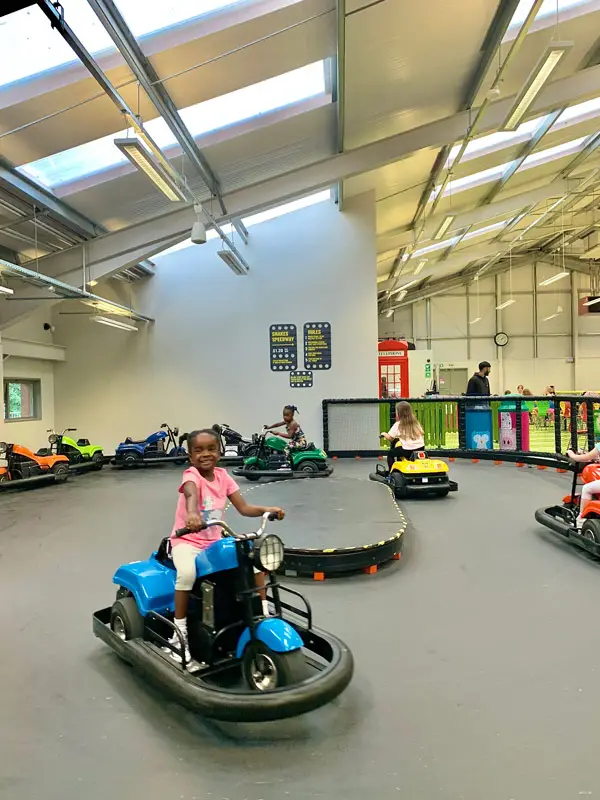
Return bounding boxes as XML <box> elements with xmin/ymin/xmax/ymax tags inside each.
<box><xmin>466</xmin><ymin>361</ymin><xmax>491</xmax><ymax>396</ymax></box>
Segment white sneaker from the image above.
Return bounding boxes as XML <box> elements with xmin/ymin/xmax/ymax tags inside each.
<box><xmin>277</xmin><ymin>463</ymin><xmax>292</xmax><ymax>472</ymax></box>
<box><xmin>163</xmin><ymin>634</ymin><xmax>202</xmax><ymax>672</ymax></box>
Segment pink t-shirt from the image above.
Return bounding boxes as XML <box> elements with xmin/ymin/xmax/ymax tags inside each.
<box><xmin>170</xmin><ymin>467</ymin><xmax>239</xmax><ymax>549</ymax></box>
<box><xmin>388</xmin><ymin>422</ymin><xmax>425</xmax><ymax>450</ymax></box>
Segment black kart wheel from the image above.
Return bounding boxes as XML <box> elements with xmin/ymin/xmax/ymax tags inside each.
<box><xmin>244</xmin><ymin>463</ymin><xmax>261</xmax><ymax>482</ymax></box>
<box><xmin>115</xmin><ymin>586</ymin><xmax>132</xmax><ymax>600</ymax></box>
<box><xmin>120</xmin><ymin>451</ymin><xmax>142</xmax><ymax>468</ymax></box>
<box><xmin>0</xmin><ymin>474</ymin><xmax>8</xmax><ymax>484</ymax></box>
<box><xmin>242</xmin><ymin>642</ymin><xmax>310</xmax><ymax>691</ymax></box>
<box><xmin>110</xmin><ymin>597</ymin><xmax>144</xmax><ymax>641</ymax></box>
<box><xmin>297</xmin><ymin>460</ymin><xmax>319</xmax><ymax>474</ymax></box>
<box><xmin>52</xmin><ymin>463</ymin><xmax>69</xmax><ymax>482</ymax></box>
<box><xmin>581</xmin><ymin>518</ymin><xmax>600</xmax><ymax>544</ymax></box>
<box><xmin>436</xmin><ymin>488</ymin><xmax>450</xmax><ymax>498</ymax></box>
<box><xmin>92</xmin><ymin>452</ymin><xmax>104</xmax><ymax>470</ymax></box>
<box><xmin>390</xmin><ymin>472</ymin><xmax>406</xmax><ymax>497</ymax></box>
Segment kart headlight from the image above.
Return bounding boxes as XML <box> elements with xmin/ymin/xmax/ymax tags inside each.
<box><xmin>0</xmin><ymin>441</ymin><xmax>6</xmax><ymax>455</ymax></box>
<box><xmin>48</xmin><ymin>434</ymin><xmax>58</xmax><ymax>444</ymax></box>
<box><xmin>255</xmin><ymin>534</ymin><xmax>284</xmax><ymax>572</ymax></box>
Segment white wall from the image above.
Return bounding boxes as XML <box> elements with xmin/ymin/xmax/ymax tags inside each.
<box><xmin>0</xmin><ymin>308</ymin><xmax>59</xmax><ymax>449</ymax></box>
<box><xmin>379</xmin><ymin>262</ymin><xmax>600</xmax><ymax>394</ymax></box>
<box><xmin>52</xmin><ymin>193</ymin><xmax>379</xmax><ymax>451</ymax></box>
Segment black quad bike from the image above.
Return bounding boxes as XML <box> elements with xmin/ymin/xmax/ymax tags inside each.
<box><xmin>93</xmin><ymin>514</ymin><xmax>353</xmax><ymax>722</ymax></box>
<box><xmin>212</xmin><ymin>423</ymin><xmax>254</xmax><ymax>466</ymax></box>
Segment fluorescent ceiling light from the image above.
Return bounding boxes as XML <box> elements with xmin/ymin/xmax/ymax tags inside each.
<box><xmin>539</xmin><ymin>271</ymin><xmax>569</xmax><ymax>286</ymax></box>
<box><xmin>390</xmin><ymin>279</ymin><xmax>420</xmax><ymax>296</ymax></box>
<box><xmin>413</xmin><ymin>260</ymin><xmax>427</xmax><ymax>275</ymax></box>
<box><xmin>91</xmin><ymin>315</ymin><xmax>139</xmax><ymax>332</ymax></box>
<box><xmin>496</xmin><ymin>299</ymin><xmax>516</xmax><ymax>310</ymax></box>
<box><xmin>114</xmin><ymin>138</ymin><xmax>187</xmax><ymax>202</ymax></box>
<box><xmin>88</xmin><ymin>280</ymin><xmax>98</xmax><ymax>287</ymax></box>
<box><xmin>0</xmin><ymin>285</ymin><xmax>14</xmax><ymax>295</ymax></box>
<box><xmin>584</xmin><ymin>297</ymin><xmax>600</xmax><ymax>307</ymax></box>
<box><xmin>469</xmin><ymin>316</ymin><xmax>482</xmax><ymax>325</ymax></box>
<box><xmin>434</xmin><ymin>215</ymin><xmax>455</xmax><ymax>240</ymax></box>
<box><xmin>217</xmin><ymin>249</ymin><xmax>248</xmax><ymax>276</ymax></box>
<box><xmin>542</xmin><ymin>305</ymin><xmax>563</xmax><ymax>321</ymax></box>
<box><xmin>503</xmin><ymin>42</ymin><xmax>573</xmax><ymax>131</ymax></box>
<box><xmin>385</xmin><ymin>309</ymin><xmax>394</xmax><ymax>318</ymax></box>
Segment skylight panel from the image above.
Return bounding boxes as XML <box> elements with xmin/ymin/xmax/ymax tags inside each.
<box><xmin>506</xmin><ymin>0</ymin><xmax>590</xmax><ymax>33</ymax></box>
<box><xmin>19</xmin><ymin>62</ymin><xmax>327</xmax><ymax>190</ymax></box>
<box><xmin>0</xmin><ymin>1</ymin><xmax>114</xmax><ymax>88</ymax></box>
<box><xmin>445</xmin><ymin>117</ymin><xmax>542</xmax><ymax>168</ymax></box>
<box><xmin>522</xmin><ymin>135</ymin><xmax>586</xmax><ymax>168</ymax></box>
<box><xmin>114</xmin><ymin>0</ymin><xmax>244</xmax><ymax>38</ymax></box>
<box><xmin>556</xmin><ymin>95</ymin><xmax>600</xmax><ymax>127</ymax></box>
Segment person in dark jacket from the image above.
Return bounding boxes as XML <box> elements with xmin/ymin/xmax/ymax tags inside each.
<box><xmin>466</xmin><ymin>361</ymin><xmax>491</xmax><ymax>396</ymax></box>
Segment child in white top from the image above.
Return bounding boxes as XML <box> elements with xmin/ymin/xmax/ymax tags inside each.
<box><xmin>381</xmin><ymin>401</ymin><xmax>425</xmax><ymax>471</ymax></box>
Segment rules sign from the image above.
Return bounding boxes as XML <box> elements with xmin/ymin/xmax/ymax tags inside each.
<box><xmin>269</xmin><ymin>324</ymin><xmax>297</xmax><ymax>371</ymax></box>
<box><xmin>304</xmin><ymin>322</ymin><xmax>332</xmax><ymax>370</ymax></box>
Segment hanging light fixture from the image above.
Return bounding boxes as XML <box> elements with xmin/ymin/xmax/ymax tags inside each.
<box><xmin>502</xmin><ymin>42</ymin><xmax>573</xmax><ymax>131</ymax></box>
<box><xmin>91</xmin><ymin>316</ymin><xmax>139</xmax><ymax>332</ymax></box>
<box><xmin>114</xmin><ymin>138</ymin><xmax>187</xmax><ymax>202</ymax></box>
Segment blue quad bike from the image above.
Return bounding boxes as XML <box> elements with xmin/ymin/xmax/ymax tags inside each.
<box><xmin>93</xmin><ymin>514</ymin><xmax>354</xmax><ymax>722</ymax></box>
<box><xmin>113</xmin><ymin>422</ymin><xmax>188</xmax><ymax>467</ymax></box>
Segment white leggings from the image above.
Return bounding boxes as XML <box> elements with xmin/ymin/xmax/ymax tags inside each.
<box><xmin>580</xmin><ymin>479</ymin><xmax>600</xmax><ymax>516</ymax></box>
<box><xmin>171</xmin><ymin>542</ymin><xmax>262</xmax><ymax>591</ymax></box>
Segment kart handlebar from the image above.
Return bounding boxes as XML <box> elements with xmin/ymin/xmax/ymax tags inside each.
<box><xmin>175</xmin><ymin>511</ymin><xmax>280</xmax><ymax>540</ymax></box>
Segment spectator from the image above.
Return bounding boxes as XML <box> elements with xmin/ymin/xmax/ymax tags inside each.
<box><xmin>517</xmin><ymin>384</ymin><xmax>524</xmax><ymax>394</ymax></box>
<box><xmin>466</xmin><ymin>361</ymin><xmax>491</xmax><ymax>396</ymax></box>
<box><xmin>504</xmin><ymin>389</ymin><xmax>512</xmax><ymax>395</ymax></box>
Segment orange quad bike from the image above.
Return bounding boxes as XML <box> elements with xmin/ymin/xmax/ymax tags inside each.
<box><xmin>535</xmin><ymin>457</ymin><xmax>600</xmax><ymax>557</ymax></box>
<box><xmin>0</xmin><ymin>441</ymin><xmax>70</xmax><ymax>489</ymax></box>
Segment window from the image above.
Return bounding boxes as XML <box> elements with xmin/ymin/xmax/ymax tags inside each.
<box><xmin>505</xmin><ymin>0</ymin><xmax>591</xmax><ymax>37</ymax></box>
<box><xmin>3</xmin><ymin>380</ymin><xmax>41</xmax><ymax>421</ymax></box>
<box><xmin>19</xmin><ymin>61</ymin><xmax>328</xmax><ymax>190</ymax></box>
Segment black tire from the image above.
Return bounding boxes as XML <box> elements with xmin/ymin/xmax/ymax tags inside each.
<box><xmin>110</xmin><ymin>597</ymin><xmax>144</xmax><ymax>641</ymax></box>
<box><xmin>92</xmin><ymin>452</ymin><xmax>104</xmax><ymax>471</ymax></box>
<box><xmin>244</xmin><ymin>463</ymin><xmax>261</xmax><ymax>482</ymax></box>
<box><xmin>0</xmin><ymin>473</ymin><xmax>8</xmax><ymax>484</ymax></box>
<box><xmin>242</xmin><ymin>444</ymin><xmax>258</xmax><ymax>460</ymax></box>
<box><xmin>52</xmin><ymin>462</ymin><xmax>69</xmax><ymax>482</ymax></box>
<box><xmin>115</xmin><ymin>586</ymin><xmax>132</xmax><ymax>600</ymax></box>
<box><xmin>297</xmin><ymin>460</ymin><xmax>319</xmax><ymax>474</ymax></box>
<box><xmin>436</xmin><ymin>488</ymin><xmax>450</xmax><ymax>498</ymax></box>
<box><xmin>242</xmin><ymin>642</ymin><xmax>310</xmax><ymax>691</ymax></box>
<box><xmin>120</xmin><ymin>451</ymin><xmax>142</xmax><ymax>468</ymax></box>
<box><xmin>581</xmin><ymin>518</ymin><xmax>600</xmax><ymax>544</ymax></box>
<box><xmin>390</xmin><ymin>471</ymin><xmax>406</xmax><ymax>497</ymax></box>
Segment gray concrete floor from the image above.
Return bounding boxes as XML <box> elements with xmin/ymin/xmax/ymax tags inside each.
<box><xmin>1</xmin><ymin>460</ymin><xmax>599</xmax><ymax>800</ymax></box>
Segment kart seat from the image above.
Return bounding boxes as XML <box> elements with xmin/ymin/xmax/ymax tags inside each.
<box><xmin>124</xmin><ymin>437</ymin><xmax>146</xmax><ymax>445</ymax></box>
<box><xmin>77</xmin><ymin>438</ymin><xmax>90</xmax><ymax>447</ymax></box>
<box><xmin>156</xmin><ymin>536</ymin><xmax>174</xmax><ymax>569</ymax></box>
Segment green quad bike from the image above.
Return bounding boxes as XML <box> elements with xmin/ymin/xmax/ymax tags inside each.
<box><xmin>232</xmin><ymin>429</ymin><xmax>333</xmax><ymax>482</ymax></box>
<box><xmin>39</xmin><ymin>428</ymin><xmax>105</xmax><ymax>472</ymax></box>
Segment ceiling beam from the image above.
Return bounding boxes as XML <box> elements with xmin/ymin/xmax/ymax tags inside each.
<box><xmin>377</xmin><ymin>176</ymin><xmax>581</xmax><ymax>253</ymax></box>
<box><xmin>86</xmin><ymin>0</ymin><xmax>226</xmax><ymax>213</ymax></box>
<box><xmin>411</xmin><ymin>0</ymin><xmax>521</xmax><ymax>229</ymax></box>
<box><xmin>0</xmin><ymin>159</ymin><xmax>98</xmax><ymax>238</ymax></box>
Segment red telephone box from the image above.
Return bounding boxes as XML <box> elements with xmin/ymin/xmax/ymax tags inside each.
<box><xmin>378</xmin><ymin>339</ymin><xmax>409</xmax><ymax>398</ymax></box>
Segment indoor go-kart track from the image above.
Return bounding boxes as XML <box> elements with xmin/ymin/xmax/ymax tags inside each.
<box><xmin>3</xmin><ymin>460</ymin><xmax>600</xmax><ymax>800</ymax></box>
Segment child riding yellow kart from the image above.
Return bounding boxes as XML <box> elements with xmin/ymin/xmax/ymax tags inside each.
<box><xmin>369</xmin><ymin>449</ymin><xmax>458</xmax><ymax>498</ymax></box>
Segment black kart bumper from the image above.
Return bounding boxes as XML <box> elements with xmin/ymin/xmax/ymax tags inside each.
<box><xmin>232</xmin><ymin>467</ymin><xmax>334</xmax><ymax>481</ymax></box>
<box><xmin>369</xmin><ymin>471</ymin><xmax>457</xmax><ymax>496</ymax></box>
<box><xmin>93</xmin><ymin>607</ymin><xmax>353</xmax><ymax>722</ymax></box>
<box><xmin>0</xmin><ymin>473</ymin><xmax>66</xmax><ymax>490</ymax></box>
<box><xmin>535</xmin><ymin>506</ymin><xmax>600</xmax><ymax>557</ymax></box>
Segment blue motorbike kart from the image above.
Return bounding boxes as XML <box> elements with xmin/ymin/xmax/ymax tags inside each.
<box><xmin>113</xmin><ymin>422</ymin><xmax>188</xmax><ymax>467</ymax></box>
<box><xmin>93</xmin><ymin>514</ymin><xmax>354</xmax><ymax>722</ymax></box>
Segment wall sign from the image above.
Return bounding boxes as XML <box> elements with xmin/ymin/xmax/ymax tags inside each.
<box><xmin>290</xmin><ymin>370</ymin><xmax>313</xmax><ymax>388</ymax></box>
<box><xmin>269</xmin><ymin>324</ymin><xmax>297</xmax><ymax>371</ymax></box>
<box><xmin>424</xmin><ymin>363</ymin><xmax>432</xmax><ymax>379</ymax></box>
<box><xmin>304</xmin><ymin>322</ymin><xmax>332</xmax><ymax>370</ymax></box>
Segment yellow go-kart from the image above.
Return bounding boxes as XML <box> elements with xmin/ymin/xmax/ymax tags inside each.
<box><xmin>369</xmin><ymin>449</ymin><xmax>458</xmax><ymax>499</ymax></box>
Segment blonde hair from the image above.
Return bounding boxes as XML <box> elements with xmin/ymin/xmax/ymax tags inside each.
<box><xmin>395</xmin><ymin>401</ymin><xmax>424</xmax><ymax>440</ymax></box>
